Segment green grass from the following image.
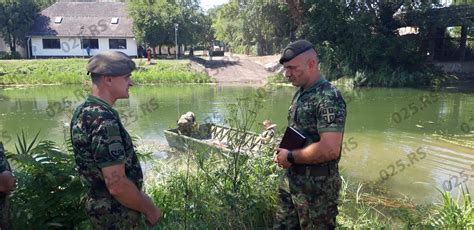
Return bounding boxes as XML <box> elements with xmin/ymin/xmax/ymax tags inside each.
<box><xmin>430</xmin><ymin>186</ymin><xmax>474</xmax><ymax>228</ymax></box>
<box><xmin>0</xmin><ymin>58</ymin><xmax>212</xmax><ymax>85</ymax></box>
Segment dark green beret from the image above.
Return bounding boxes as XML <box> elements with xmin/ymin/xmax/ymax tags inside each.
<box><xmin>87</xmin><ymin>51</ymin><xmax>136</xmax><ymax>76</ymax></box>
<box><xmin>279</xmin><ymin>39</ymin><xmax>314</xmax><ymax>64</ymax></box>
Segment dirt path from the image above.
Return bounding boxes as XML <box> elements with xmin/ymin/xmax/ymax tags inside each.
<box><xmin>191</xmin><ymin>54</ymin><xmax>280</xmax><ymax>85</ymax></box>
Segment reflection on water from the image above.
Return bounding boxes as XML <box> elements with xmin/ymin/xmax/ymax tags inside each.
<box><xmin>0</xmin><ymin>84</ymin><xmax>473</xmax><ymax>204</ymax></box>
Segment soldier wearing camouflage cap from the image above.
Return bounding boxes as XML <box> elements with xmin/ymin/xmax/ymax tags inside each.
<box><xmin>177</xmin><ymin>111</ymin><xmax>196</xmax><ymax>136</ymax></box>
<box><xmin>274</xmin><ymin>40</ymin><xmax>346</xmax><ymax>229</ymax></box>
<box><xmin>70</xmin><ymin>51</ymin><xmax>161</xmax><ymax>228</ymax></box>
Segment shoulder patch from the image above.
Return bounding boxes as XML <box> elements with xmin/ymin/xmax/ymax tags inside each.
<box><xmin>320</xmin><ymin>106</ymin><xmax>336</xmax><ymax>123</ymax></box>
<box><xmin>109</xmin><ymin>142</ymin><xmax>125</xmax><ymax>158</ymax></box>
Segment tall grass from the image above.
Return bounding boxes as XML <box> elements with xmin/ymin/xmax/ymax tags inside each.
<box><xmin>7</xmin><ymin>131</ymin><xmax>88</xmax><ymax>228</ymax></box>
<box><xmin>6</xmin><ymin>131</ymin><xmax>153</xmax><ymax>229</ymax></box>
<box><xmin>430</xmin><ymin>186</ymin><xmax>474</xmax><ymax>228</ymax></box>
<box><xmin>146</xmin><ymin>93</ymin><xmax>280</xmax><ymax>229</ymax></box>
<box><xmin>0</xmin><ymin>59</ymin><xmax>212</xmax><ymax>85</ymax></box>
<box><xmin>6</xmin><ymin>128</ymin><xmax>473</xmax><ymax>228</ymax></box>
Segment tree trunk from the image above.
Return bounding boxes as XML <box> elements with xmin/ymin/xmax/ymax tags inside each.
<box><xmin>427</xmin><ymin>27</ymin><xmax>436</xmax><ymax>62</ymax></box>
<box><xmin>158</xmin><ymin>45</ymin><xmax>162</xmax><ymax>55</ymax></box>
<box><xmin>285</xmin><ymin>0</ymin><xmax>304</xmax><ymax>33</ymax></box>
<box><xmin>459</xmin><ymin>25</ymin><xmax>467</xmax><ymax>61</ymax></box>
<box><xmin>7</xmin><ymin>36</ymin><xmax>16</xmax><ymax>53</ymax></box>
<box><xmin>167</xmin><ymin>46</ymin><xmax>171</xmax><ymax>56</ymax></box>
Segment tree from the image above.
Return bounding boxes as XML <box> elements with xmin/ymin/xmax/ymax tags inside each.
<box><xmin>452</xmin><ymin>0</ymin><xmax>474</xmax><ymax>5</ymax></box>
<box><xmin>128</xmin><ymin>0</ymin><xmax>169</xmax><ymax>55</ymax></box>
<box><xmin>211</xmin><ymin>0</ymin><xmax>291</xmax><ymax>55</ymax></box>
<box><xmin>35</xmin><ymin>0</ymin><xmax>56</xmax><ymax>10</ymax></box>
<box><xmin>0</xmin><ymin>0</ymin><xmax>38</xmax><ymax>52</ymax></box>
<box><xmin>128</xmin><ymin>0</ymin><xmax>211</xmax><ymax>56</ymax></box>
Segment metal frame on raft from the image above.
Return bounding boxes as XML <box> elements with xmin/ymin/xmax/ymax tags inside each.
<box><xmin>164</xmin><ymin>123</ymin><xmax>273</xmax><ymax>155</ymax></box>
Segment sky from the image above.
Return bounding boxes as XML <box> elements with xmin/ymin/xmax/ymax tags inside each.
<box><xmin>200</xmin><ymin>0</ymin><xmax>229</xmax><ymax>11</ymax></box>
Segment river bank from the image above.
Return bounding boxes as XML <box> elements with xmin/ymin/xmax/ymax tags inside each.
<box><xmin>3</xmin><ymin>55</ymin><xmax>473</xmax><ymax>88</ymax></box>
<box><xmin>0</xmin><ymin>58</ymin><xmax>212</xmax><ymax>85</ymax></box>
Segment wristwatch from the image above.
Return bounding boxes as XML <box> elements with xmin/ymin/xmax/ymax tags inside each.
<box><xmin>287</xmin><ymin>151</ymin><xmax>295</xmax><ymax>164</ymax></box>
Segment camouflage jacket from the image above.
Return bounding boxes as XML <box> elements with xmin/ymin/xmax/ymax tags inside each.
<box><xmin>288</xmin><ymin>76</ymin><xmax>346</xmax><ymax>164</ymax></box>
<box><xmin>70</xmin><ymin>95</ymin><xmax>143</xmax><ymax>211</ymax></box>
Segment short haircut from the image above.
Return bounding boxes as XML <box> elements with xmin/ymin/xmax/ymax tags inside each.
<box><xmin>90</xmin><ymin>73</ymin><xmax>103</xmax><ymax>84</ymax></box>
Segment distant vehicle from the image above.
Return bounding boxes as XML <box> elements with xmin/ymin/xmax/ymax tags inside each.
<box><xmin>210</xmin><ymin>42</ymin><xmax>225</xmax><ymax>56</ymax></box>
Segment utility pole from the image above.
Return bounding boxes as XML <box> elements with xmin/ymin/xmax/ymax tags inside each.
<box><xmin>174</xmin><ymin>23</ymin><xmax>179</xmax><ymax>60</ymax></box>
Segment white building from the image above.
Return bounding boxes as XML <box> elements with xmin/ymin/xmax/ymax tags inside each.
<box><xmin>27</xmin><ymin>2</ymin><xmax>137</xmax><ymax>58</ymax></box>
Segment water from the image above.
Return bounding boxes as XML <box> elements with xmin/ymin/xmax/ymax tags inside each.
<box><xmin>0</xmin><ymin>84</ymin><xmax>473</xmax><ymax>204</ymax></box>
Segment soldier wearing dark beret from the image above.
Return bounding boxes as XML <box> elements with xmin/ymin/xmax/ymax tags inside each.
<box><xmin>70</xmin><ymin>51</ymin><xmax>161</xmax><ymax>228</ymax></box>
<box><xmin>274</xmin><ymin>40</ymin><xmax>347</xmax><ymax>229</ymax></box>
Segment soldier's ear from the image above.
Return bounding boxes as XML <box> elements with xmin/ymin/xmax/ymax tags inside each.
<box><xmin>103</xmin><ymin>76</ymin><xmax>114</xmax><ymax>86</ymax></box>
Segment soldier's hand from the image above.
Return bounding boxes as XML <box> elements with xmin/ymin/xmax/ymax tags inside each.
<box><xmin>145</xmin><ymin>206</ymin><xmax>161</xmax><ymax>228</ymax></box>
<box><xmin>0</xmin><ymin>171</ymin><xmax>16</xmax><ymax>193</ymax></box>
<box><xmin>275</xmin><ymin>148</ymin><xmax>292</xmax><ymax>169</ymax></box>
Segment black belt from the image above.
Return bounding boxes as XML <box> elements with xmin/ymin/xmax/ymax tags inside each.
<box><xmin>289</xmin><ymin>163</ymin><xmax>338</xmax><ymax>177</ymax></box>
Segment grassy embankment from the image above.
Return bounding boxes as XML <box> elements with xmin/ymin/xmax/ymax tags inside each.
<box><xmin>0</xmin><ymin>58</ymin><xmax>212</xmax><ymax>85</ymax></box>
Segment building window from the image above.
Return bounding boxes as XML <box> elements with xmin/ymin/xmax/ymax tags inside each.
<box><xmin>42</xmin><ymin>39</ymin><xmax>60</xmax><ymax>49</ymax></box>
<box><xmin>82</xmin><ymin>39</ymin><xmax>99</xmax><ymax>49</ymax></box>
<box><xmin>109</xmin><ymin>39</ymin><xmax>127</xmax><ymax>49</ymax></box>
<box><xmin>54</xmin><ymin>17</ymin><xmax>63</xmax><ymax>24</ymax></box>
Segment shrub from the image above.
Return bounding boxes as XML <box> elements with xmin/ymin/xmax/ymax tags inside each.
<box><xmin>0</xmin><ymin>51</ymin><xmax>21</xmax><ymax>60</ymax></box>
<box><xmin>7</xmin><ymin>132</ymin><xmax>88</xmax><ymax>228</ymax></box>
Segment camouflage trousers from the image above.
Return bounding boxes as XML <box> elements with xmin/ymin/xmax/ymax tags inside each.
<box><xmin>274</xmin><ymin>168</ymin><xmax>341</xmax><ymax>230</ymax></box>
<box><xmin>86</xmin><ymin>197</ymin><xmax>143</xmax><ymax>230</ymax></box>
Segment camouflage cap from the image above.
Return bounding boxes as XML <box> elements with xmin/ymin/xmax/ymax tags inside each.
<box><xmin>279</xmin><ymin>39</ymin><xmax>314</xmax><ymax>64</ymax></box>
<box><xmin>87</xmin><ymin>51</ymin><xmax>136</xmax><ymax>76</ymax></box>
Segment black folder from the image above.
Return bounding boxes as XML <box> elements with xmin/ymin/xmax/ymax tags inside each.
<box><xmin>279</xmin><ymin>127</ymin><xmax>307</xmax><ymax>150</ymax></box>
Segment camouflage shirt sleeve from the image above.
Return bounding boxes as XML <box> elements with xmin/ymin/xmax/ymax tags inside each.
<box><xmin>316</xmin><ymin>88</ymin><xmax>346</xmax><ymax>133</ymax></box>
<box><xmin>89</xmin><ymin>111</ymin><xmax>126</xmax><ymax>168</ymax></box>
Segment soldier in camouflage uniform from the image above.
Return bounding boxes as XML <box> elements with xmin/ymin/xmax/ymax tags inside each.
<box><xmin>177</xmin><ymin>111</ymin><xmax>196</xmax><ymax>136</ymax></box>
<box><xmin>274</xmin><ymin>40</ymin><xmax>346</xmax><ymax>230</ymax></box>
<box><xmin>70</xmin><ymin>51</ymin><xmax>161</xmax><ymax>229</ymax></box>
<box><xmin>259</xmin><ymin>120</ymin><xmax>276</xmax><ymax>144</ymax></box>
<box><xmin>0</xmin><ymin>142</ymin><xmax>15</xmax><ymax>230</ymax></box>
